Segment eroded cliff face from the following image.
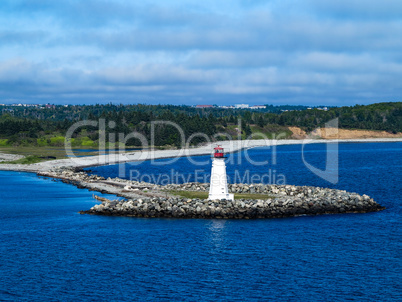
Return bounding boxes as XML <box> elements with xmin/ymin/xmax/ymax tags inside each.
<box><xmin>289</xmin><ymin>126</ymin><xmax>402</xmax><ymax>139</ymax></box>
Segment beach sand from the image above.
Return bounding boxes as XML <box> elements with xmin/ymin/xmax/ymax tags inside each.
<box><xmin>0</xmin><ymin>152</ymin><xmax>24</xmax><ymax>163</ymax></box>
<box><xmin>0</xmin><ymin>138</ymin><xmax>401</xmax><ymax>173</ymax></box>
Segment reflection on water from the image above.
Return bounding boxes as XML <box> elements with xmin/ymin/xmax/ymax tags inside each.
<box><xmin>208</xmin><ymin>220</ymin><xmax>227</xmax><ymax>250</ymax></box>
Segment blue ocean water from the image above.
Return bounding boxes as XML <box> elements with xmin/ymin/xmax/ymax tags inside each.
<box><xmin>1</xmin><ymin>142</ymin><xmax>401</xmax><ymax>301</ymax></box>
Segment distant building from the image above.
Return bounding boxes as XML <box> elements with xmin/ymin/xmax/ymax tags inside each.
<box><xmin>196</xmin><ymin>105</ymin><xmax>213</xmax><ymax>108</ymax></box>
<box><xmin>250</xmin><ymin>105</ymin><xmax>266</xmax><ymax>109</ymax></box>
<box><xmin>235</xmin><ymin>104</ymin><xmax>249</xmax><ymax>109</ymax></box>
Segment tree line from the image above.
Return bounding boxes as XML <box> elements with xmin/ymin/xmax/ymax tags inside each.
<box><xmin>0</xmin><ymin>102</ymin><xmax>400</xmax><ymax>147</ymax></box>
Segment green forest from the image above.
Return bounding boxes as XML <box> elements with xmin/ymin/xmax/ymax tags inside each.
<box><xmin>0</xmin><ymin>102</ymin><xmax>400</xmax><ymax>148</ymax></box>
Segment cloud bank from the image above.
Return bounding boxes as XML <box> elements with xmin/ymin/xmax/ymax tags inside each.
<box><xmin>0</xmin><ymin>0</ymin><xmax>401</xmax><ymax>105</ymax></box>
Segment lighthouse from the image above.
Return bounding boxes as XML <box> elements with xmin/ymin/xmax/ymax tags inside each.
<box><xmin>208</xmin><ymin>146</ymin><xmax>234</xmax><ymax>201</ymax></box>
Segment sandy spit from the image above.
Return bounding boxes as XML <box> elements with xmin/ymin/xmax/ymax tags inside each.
<box><xmin>0</xmin><ymin>138</ymin><xmax>401</xmax><ymax>173</ymax></box>
<box><xmin>0</xmin><ymin>152</ymin><xmax>24</xmax><ymax>163</ymax></box>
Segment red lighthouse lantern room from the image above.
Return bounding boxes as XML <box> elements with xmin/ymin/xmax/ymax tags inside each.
<box><xmin>213</xmin><ymin>146</ymin><xmax>225</xmax><ymax>158</ymax></box>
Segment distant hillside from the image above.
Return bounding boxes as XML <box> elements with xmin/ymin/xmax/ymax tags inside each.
<box><xmin>278</xmin><ymin>102</ymin><xmax>401</xmax><ymax>133</ymax></box>
<box><xmin>0</xmin><ymin>102</ymin><xmax>400</xmax><ymax>147</ymax></box>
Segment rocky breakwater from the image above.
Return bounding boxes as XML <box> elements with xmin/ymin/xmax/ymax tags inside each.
<box><xmin>80</xmin><ymin>183</ymin><xmax>385</xmax><ymax>219</ymax></box>
<box><xmin>37</xmin><ymin>168</ymin><xmax>162</xmax><ymax>199</ymax></box>
<box><xmin>38</xmin><ymin>168</ymin><xmax>107</xmax><ymax>190</ymax></box>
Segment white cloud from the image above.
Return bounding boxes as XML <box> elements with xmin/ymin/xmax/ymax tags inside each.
<box><xmin>0</xmin><ymin>0</ymin><xmax>401</xmax><ymax>105</ymax></box>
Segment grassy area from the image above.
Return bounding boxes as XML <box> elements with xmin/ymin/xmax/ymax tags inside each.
<box><xmin>234</xmin><ymin>193</ymin><xmax>274</xmax><ymax>200</ymax></box>
<box><xmin>168</xmin><ymin>190</ymin><xmax>274</xmax><ymax>200</ymax></box>
<box><xmin>2</xmin><ymin>155</ymin><xmax>44</xmax><ymax>165</ymax></box>
<box><xmin>250</xmin><ymin>125</ymin><xmax>293</xmax><ymax>139</ymax></box>
<box><xmin>0</xmin><ymin>146</ymin><xmax>68</xmax><ymax>159</ymax></box>
<box><xmin>169</xmin><ymin>190</ymin><xmax>209</xmax><ymax>199</ymax></box>
<box><xmin>220</xmin><ymin>124</ymin><xmax>292</xmax><ymax>140</ymax></box>
<box><xmin>0</xmin><ymin>146</ymin><xmax>103</xmax><ymax>159</ymax></box>
<box><xmin>0</xmin><ymin>145</ymin><xmax>151</xmax><ymax>163</ymax></box>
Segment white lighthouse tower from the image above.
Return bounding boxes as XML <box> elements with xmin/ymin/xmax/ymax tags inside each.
<box><xmin>208</xmin><ymin>146</ymin><xmax>234</xmax><ymax>201</ymax></box>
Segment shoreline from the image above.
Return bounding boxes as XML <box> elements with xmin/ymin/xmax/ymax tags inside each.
<box><xmin>0</xmin><ymin>139</ymin><xmax>391</xmax><ymax>220</ymax></box>
<box><xmin>0</xmin><ymin>138</ymin><xmax>401</xmax><ymax>173</ymax></box>
<box><xmin>33</xmin><ymin>168</ymin><xmax>385</xmax><ymax>220</ymax></box>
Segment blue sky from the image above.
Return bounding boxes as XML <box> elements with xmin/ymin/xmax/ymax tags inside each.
<box><xmin>0</xmin><ymin>0</ymin><xmax>401</xmax><ymax>106</ymax></box>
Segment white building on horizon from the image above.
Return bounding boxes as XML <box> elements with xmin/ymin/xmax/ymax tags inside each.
<box><xmin>235</xmin><ymin>104</ymin><xmax>249</xmax><ymax>109</ymax></box>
